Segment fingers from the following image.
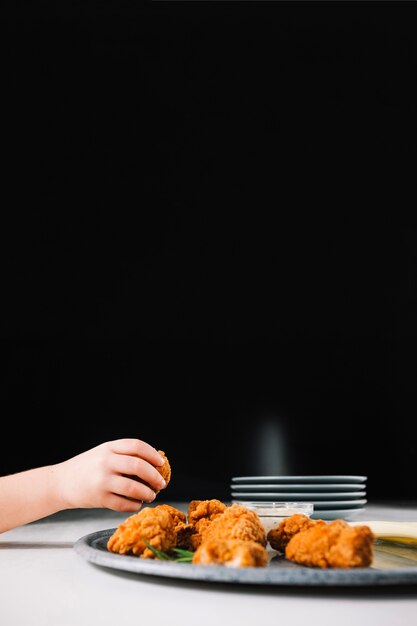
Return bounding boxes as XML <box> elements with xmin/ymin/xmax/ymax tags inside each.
<box><xmin>108</xmin><ymin>475</ymin><xmax>156</xmax><ymax>504</ymax></box>
<box><xmin>109</xmin><ymin>439</ymin><xmax>165</xmax><ymax>467</ymax></box>
<box><xmin>111</xmin><ymin>454</ymin><xmax>166</xmax><ymax>493</ymax></box>
<box><xmin>104</xmin><ymin>493</ymin><xmax>143</xmax><ymax>513</ymax></box>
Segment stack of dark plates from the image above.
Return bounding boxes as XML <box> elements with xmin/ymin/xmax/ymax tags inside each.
<box><xmin>231</xmin><ymin>475</ymin><xmax>367</xmax><ymax>520</ymax></box>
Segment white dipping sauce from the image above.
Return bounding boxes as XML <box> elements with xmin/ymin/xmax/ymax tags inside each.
<box><xmin>236</xmin><ymin>501</ymin><xmax>314</xmax><ymax>535</ymax></box>
<box><xmin>250</xmin><ymin>508</ymin><xmax>312</xmax><ymax>534</ymax></box>
<box><xmin>259</xmin><ymin>515</ymin><xmax>285</xmax><ymax>534</ymax></box>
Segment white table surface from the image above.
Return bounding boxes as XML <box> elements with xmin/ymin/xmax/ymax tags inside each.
<box><xmin>1</xmin><ymin>501</ymin><xmax>417</xmax><ymax>626</ymax></box>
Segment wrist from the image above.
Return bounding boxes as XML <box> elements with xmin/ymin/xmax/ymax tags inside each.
<box><xmin>46</xmin><ymin>463</ymin><xmax>73</xmax><ymax>512</ymax></box>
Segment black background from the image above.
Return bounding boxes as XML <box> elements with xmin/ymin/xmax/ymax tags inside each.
<box><xmin>3</xmin><ymin>2</ymin><xmax>417</xmax><ymax>502</ymax></box>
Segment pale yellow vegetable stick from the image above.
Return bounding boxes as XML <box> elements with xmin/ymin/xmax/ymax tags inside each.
<box><xmin>349</xmin><ymin>521</ymin><xmax>417</xmax><ymax>546</ymax></box>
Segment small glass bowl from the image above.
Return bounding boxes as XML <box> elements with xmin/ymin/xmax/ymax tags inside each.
<box><xmin>234</xmin><ymin>501</ymin><xmax>314</xmax><ymax>534</ymax></box>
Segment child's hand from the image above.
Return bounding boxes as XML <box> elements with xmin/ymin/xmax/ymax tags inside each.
<box><xmin>56</xmin><ymin>439</ymin><xmax>167</xmax><ymax>513</ymax></box>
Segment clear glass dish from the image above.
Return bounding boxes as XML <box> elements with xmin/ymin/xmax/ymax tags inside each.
<box><xmin>234</xmin><ymin>500</ymin><xmax>314</xmax><ymax>534</ymax></box>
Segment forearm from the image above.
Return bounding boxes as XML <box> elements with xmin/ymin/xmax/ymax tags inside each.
<box><xmin>0</xmin><ymin>465</ymin><xmax>66</xmax><ymax>533</ymax></box>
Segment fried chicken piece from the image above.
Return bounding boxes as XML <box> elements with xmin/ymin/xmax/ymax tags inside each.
<box><xmin>153</xmin><ymin>504</ymin><xmax>195</xmax><ymax>550</ymax></box>
<box><xmin>285</xmin><ymin>519</ymin><xmax>375</xmax><ymax>568</ymax></box>
<box><xmin>267</xmin><ymin>514</ymin><xmax>325</xmax><ymax>552</ymax></box>
<box><xmin>203</xmin><ymin>504</ymin><xmax>267</xmax><ymax>547</ymax></box>
<box><xmin>107</xmin><ymin>505</ymin><xmax>176</xmax><ymax>558</ymax></box>
<box><xmin>156</xmin><ymin>504</ymin><xmax>186</xmax><ymax>528</ymax></box>
<box><xmin>189</xmin><ymin>519</ymin><xmax>213</xmax><ymax>550</ymax></box>
<box><xmin>175</xmin><ymin>522</ymin><xmax>197</xmax><ymax>551</ymax></box>
<box><xmin>188</xmin><ymin>499</ymin><xmax>227</xmax><ymax>525</ymax></box>
<box><xmin>193</xmin><ymin>539</ymin><xmax>268</xmax><ymax>567</ymax></box>
<box><xmin>187</xmin><ymin>499</ymin><xmax>227</xmax><ymax>549</ymax></box>
<box><xmin>154</xmin><ymin>450</ymin><xmax>171</xmax><ymax>494</ymax></box>
<box><xmin>131</xmin><ymin>450</ymin><xmax>171</xmax><ymax>495</ymax></box>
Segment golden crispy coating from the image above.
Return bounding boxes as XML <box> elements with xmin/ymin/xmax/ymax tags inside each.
<box><xmin>107</xmin><ymin>506</ymin><xmax>176</xmax><ymax>558</ymax></box>
<box><xmin>187</xmin><ymin>500</ymin><xmax>227</xmax><ymax>549</ymax></box>
<box><xmin>153</xmin><ymin>504</ymin><xmax>195</xmax><ymax>550</ymax></box>
<box><xmin>156</xmin><ymin>504</ymin><xmax>186</xmax><ymax>528</ymax></box>
<box><xmin>193</xmin><ymin>539</ymin><xmax>268</xmax><ymax>567</ymax></box>
<box><xmin>285</xmin><ymin>519</ymin><xmax>375</xmax><ymax>568</ymax></box>
<box><xmin>267</xmin><ymin>514</ymin><xmax>325</xmax><ymax>552</ymax></box>
<box><xmin>154</xmin><ymin>450</ymin><xmax>171</xmax><ymax>494</ymax></box>
<box><xmin>189</xmin><ymin>519</ymin><xmax>213</xmax><ymax>550</ymax></box>
<box><xmin>203</xmin><ymin>504</ymin><xmax>266</xmax><ymax>547</ymax></box>
<box><xmin>187</xmin><ymin>499</ymin><xmax>227</xmax><ymax>525</ymax></box>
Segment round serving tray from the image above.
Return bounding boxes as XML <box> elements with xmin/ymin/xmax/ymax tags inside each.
<box><xmin>74</xmin><ymin>529</ymin><xmax>417</xmax><ymax>587</ymax></box>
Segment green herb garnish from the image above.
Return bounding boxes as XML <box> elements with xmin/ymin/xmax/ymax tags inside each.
<box><xmin>172</xmin><ymin>548</ymin><xmax>194</xmax><ymax>559</ymax></box>
<box><xmin>143</xmin><ymin>541</ymin><xmax>194</xmax><ymax>563</ymax></box>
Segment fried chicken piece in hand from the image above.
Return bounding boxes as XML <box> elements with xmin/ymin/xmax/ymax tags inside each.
<box><xmin>267</xmin><ymin>514</ymin><xmax>325</xmax><ymax>552</ymax></box>
<box><xmin>154</xmin><ymin>450</ymin><xmax>171</xmax><ymax>494</ymax></box>
<box><xmin>107</xmin><ymin>506</ymin><xmax>176</xmax><ymax>558</ymax></box>
<box><xmin>285</xmin><ymin>519</ymin><xmax>375</xmax><ymax>568</ymax></box>
<box><xmin>193</xmin><ymin>539</ymin><xmax>268</xmax><ymax>567</ymax></box>
<box><xmin>204</xmin><ymin>504</ymin><xmax>266</xmax><ymax>547</ymax></box>
<box><xmin>187</xmin><ymin>499</ymin><xmax>227</xmax><ymax>549</ymax></box>
<box><xmin>131</xmin><ymin>450</ymin><xmax>171</xmax><ymax>496</ymax></box>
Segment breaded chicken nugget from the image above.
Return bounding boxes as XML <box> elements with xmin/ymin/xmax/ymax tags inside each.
<box><xmin>187</xmin><ymin>499</ymin><xmax>227</xmax><ymax>549</ymax></box>
<box><xmin>107</xmin><ymin>505</ymin><xmax>176</xmax><ymax>558</ymax></box>
<box><xmin>204</xmin><ymin>504</ymin><xmax>266</xmax><ymax>547</ymax></box>
<box><xmin>267</xmin><ymin>514</ymin><xmax>325</xmax><ymax>552</ymax></box>
<box><xmin>175</xmin><ymin>523</ymin><xmax>197</xmax><ymax>551</ymax></box>
<box><xmin>188</xmin><ymin>499</ymin><xmax>227</xmax><ymax>525</ymax></box>
<box><xmin>156</xmin><ymin>504</ymin><xmax>186</xmax><ymax>528</ymax></box>
<box><xmin>154</xmin><ymin>504</ymin><xmax>195</xmax><ymax>550</ymax></box>
<box><xmin>285</xmin><ymin>519</ymin><xmax>375</xmax><ymax>568</ymax></box>
<box><xmin>193</xmin><ymin>539</ymin><xmax>268</xmax><ymax>567</ymax></box>
<box><xmin>154</xmin><ymin>450</ymin><xmax>171</xmax><ymax>493</ymax></box>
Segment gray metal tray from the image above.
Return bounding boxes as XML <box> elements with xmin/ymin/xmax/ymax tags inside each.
<box><xmin>74</xmin><ymin>528</ymin><xmax>417</xmax><ymax>586</ymax></box>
